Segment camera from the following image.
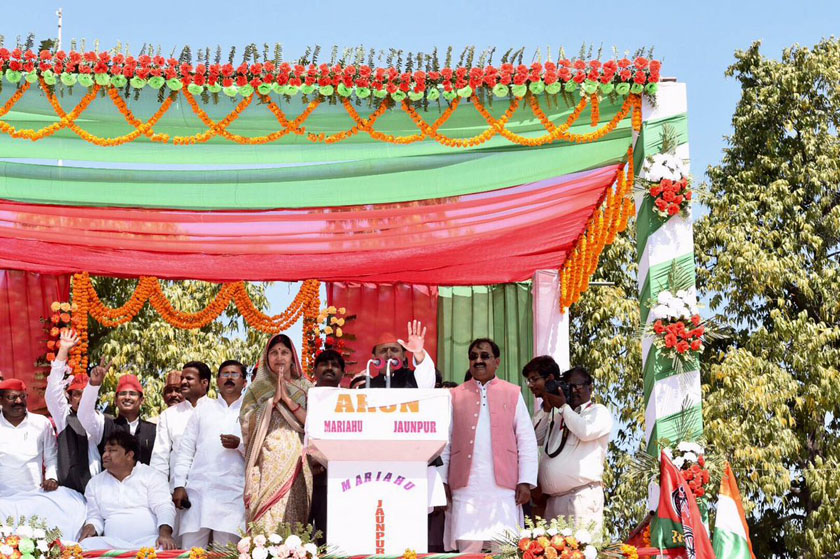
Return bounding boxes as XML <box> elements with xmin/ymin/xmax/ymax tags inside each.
<box><xmin>544</xmin><ymin>377</ymin><xmax>572</xmax><ymax>402</ymax></box>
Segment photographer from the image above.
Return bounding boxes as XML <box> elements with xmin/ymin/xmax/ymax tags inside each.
<box><xmin>523</xmin><ymin>360</ymin><xmax>612</xmax><ymax>535</ymax></box>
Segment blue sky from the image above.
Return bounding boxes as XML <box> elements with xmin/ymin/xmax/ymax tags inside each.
<box><xmin>3</xmin><ymin>0</ymin><xmax>837</xmax><ymax>338</ymax></box>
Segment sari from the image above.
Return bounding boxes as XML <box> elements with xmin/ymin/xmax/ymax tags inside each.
<box><xmin>240</xmin><ymin>335</ymin><xmax>313</xmax><ymax>530</ymax></box>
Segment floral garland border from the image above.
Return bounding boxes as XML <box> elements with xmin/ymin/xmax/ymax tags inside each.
<box><xmin>1</xmin><ymin>48</ymin><xmax>661</xmax><ymax>101</ymax></box>
<box><xmin>67</xmin><ymin>272</ymin><xmax>322</xmax><ymax>378</ymax></box>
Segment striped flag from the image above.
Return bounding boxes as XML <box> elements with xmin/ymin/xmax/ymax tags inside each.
<box><xmin>712</xmin><ymin>463</ymin><xmax>756</xmax><ymax>559</ymax></box>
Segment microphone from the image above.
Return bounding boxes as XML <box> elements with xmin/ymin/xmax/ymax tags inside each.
<box><xmin>385</xmin><ymin>358</ymin><xmax>401</xmax><ymax>389</ymax></box>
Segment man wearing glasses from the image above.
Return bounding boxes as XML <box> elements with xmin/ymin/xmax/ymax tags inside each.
<box><xmin>532</xmin><ymin>365</ymin><xmax>612</xmax><ymax>537</ymax></box>
<box><xmin>440</xmin><ymin>338</ymin><xmax>538</xmax><ymax>553</ymax></box>
<box><xmin>76</xmin><ymin>344</ymin><xmax>157</xmax><ymax>465</ymax></box>
<box><xmin>171</xmin><ymin>360</ymin><xmax>247</xmax><ymax>548</ymax></box>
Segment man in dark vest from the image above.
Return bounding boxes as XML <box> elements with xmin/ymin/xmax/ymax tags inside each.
<box><xmin>77</xmin><ymin>356</ymin><xmax>157</xmax><ymax>465</ymax></box>
<box><xmin>46</xmin><ymin>329</ymin><xmax>102</xmax><ymax>493</ymax></box>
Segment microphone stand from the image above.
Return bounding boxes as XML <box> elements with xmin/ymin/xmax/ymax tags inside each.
<box><xmin>364</xmin><ymin>359</ymin><xmax>380</xmax><ymax>389</ymax></box>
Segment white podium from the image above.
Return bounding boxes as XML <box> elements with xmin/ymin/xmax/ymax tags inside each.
<box><xmin>306</xmin><ymin>388</ymin><xmax>451</xmax><ymax>555</ymax></box>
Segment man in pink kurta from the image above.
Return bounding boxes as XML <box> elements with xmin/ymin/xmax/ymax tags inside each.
<box><xmin>440</xmin><ymin>338</ymin><xmax>538</xmax><ymax>552</ymax></box>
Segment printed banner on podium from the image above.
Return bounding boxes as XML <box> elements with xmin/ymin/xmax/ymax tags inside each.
<box><xmin>306</xmin><ymin>388</ymin><xmax>451</xmax><ymax>554</ymax></box>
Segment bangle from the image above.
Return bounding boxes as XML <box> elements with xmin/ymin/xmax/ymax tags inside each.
<box><xmin>289</xmin><ymin>401</ymin><xmax>301</xmax><ymax>413</ymax></box>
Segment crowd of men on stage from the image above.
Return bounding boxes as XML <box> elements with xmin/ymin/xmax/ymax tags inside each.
<box><xmin>0</xmin><ymin>323</ymin><xmax>612</xmax><ymax>553</ymax></box>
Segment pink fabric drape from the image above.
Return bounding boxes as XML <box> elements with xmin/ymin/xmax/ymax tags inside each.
<box><xmin>0</xmin><ymin>166</ymin><xmax>619</xmax><ymax>284</ymax></box>
<box><xmin>0</xmin><ymin>270</ymin><xmax>71</xmax><ymax>413</ymax></box>
<box><xmin>326</xmin><ymin>282</ymin><xmax>438</xmax><ymax>385</ymax></box>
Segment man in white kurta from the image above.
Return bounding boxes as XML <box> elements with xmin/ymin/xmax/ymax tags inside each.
<box><xmin>80</xmin><ymin>431</ymin><xmax>177</xmax><ymax>550</ymax></box>
<box><xmin>440</xmin><ymin>339</ymin><xmax>538</xmax><ymax>553</ymax></box>
<box><xmin>0</xmin><ymin>379</ymin><xmax>87</xmax><ymax>542</ymax></box>
<box><xmin>150</xmin><ymin>361</ymin><xmax>211</xmax><ymax>488</ymax></box>
<box><xmin>533</xmin><ymin>367</ymin><xmax>612</xmax><ymax>536</ymax></box>
<box><xmin>172</xmin><ymin>361</ymin><xmax>247</xmax><ymax>548</ymax></box>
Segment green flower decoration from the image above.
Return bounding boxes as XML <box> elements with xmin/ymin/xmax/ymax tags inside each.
<box><xmin>337</xmin><ymin>83</ymin><xmax>353</xmax><ymax>97</ymax></box>
<box><xmin>272</xmin><ymin>83</ymin><xmax>285</xmax><ymax>94</ymax></box>
<box><xmin>645</xmin><ymin>82</ymin><xmax>659</xmax><ymax>95</ymax></box>
<box><xmin>207</xmin><ymin>83</ymin><xmax>222</xmax><ymax>93</ymax></box>
<box><xmin>61</xmin><ymin>72</ymin><xmax>78</xmax><ymax>86</ymax></box>
<box><xmin>319</xmin><ymin>85</ymin><xmax>334</xmax><ymax>96</ymax></box>
<box><xmin>355</xmin><ymin>87</ymin><xmax>371</xmax><ymax>99</ymax></box>
<box><xmin>257</xmin><ymin>83</ymin><xmax>272</xmax><ymax>95</ymax></box>
<box><xmin>18</xmin><ymin>539</ymin><xmax>35</xmax><ymax>553</ymax></box>
<box><xmin>147</xmin><ymin>76</ymin><xmax>165</xmax><ymax>90</ymax></box>
<box><xmin>545</xmin><ymin>82</ymin><xmax>562</xmax><ymax>95</ymax></box>
<box><xmin>615</xmin><ymin>83</ymin><xmax>631</xmax><ymax>95</ymax></box>
<box><xmin>94</xmin><ymin>73</ymin><xmax>110</xmax><ymax>86</ymax></box>
<box><xmin>390</xmin><ymin>90</ymin><xmax>407</xmax><ymax>101</ymax></box>
<box><xmin>599</xmin><ymin>83</ymin><xmax>615</xmax><ymax>94</ymax></box>
<box><xmin>77</xmin><ymin>74</ymin><xmax>94</xmax><ymax>87</ymax></box>
<box><xmin>442</xmin><ymin>90</ymin><xmax>457</xmax><ymax>101</ymax></box>
<box><xmin>223</xmin><ymin>85</ymin><xmax>239</xmax><ymax>97</ymax></box>
<box><xmin>373</xmin><ymin>88</ymin><xmax>388</xmax><ymax>98</ymax></box>
<box><xmin>187</xmin><ymin>83</ymin><xmax>204</xmax><ymax>95</ymax></box>
<box><xmin>129</xmin><ymin>76</ymin><xmax>146</xmax><ymax>89</ymax></box>
<box><xmin>630</xmin><ymin>83</ymin><xmax>644</xmax><ymax>94</ymax></box>
<box><xmin>166</xmin><ymin>78</ymin><xmax>183</xmax><ymax>91</ymax></box>
<box><xmin>24</xmin><ymin>71</ymin><xmax>38</xmax><ymax>84</ymax></box>
<box><xmin>583</xmin><ymin>80</ymin><xmax>599</xmax><ymax>95</ymax></box>
<box><xmin>426</xmin><ymin>88</ymin><xmax>440</xmax><ymax>101</ymax></box>
<box><xmin>408</xmin><ymin>90</ymin><xmax>424</xmax><ymax>101</ymax></box>
<box><xmin>110</xmin><ymin>75</ymin><xmax>127</xmax><ymax>88</ymax></box>
<box><xmin>300</xmin><ymin>84</ymin><xmax>315</xmax><ymax>95</ymax></box>
<box><xmin>5</xmin><ymin>69</ymin><xmax>22</xmax><ymax>83</ymax></box>
<box><xmin>285</xmin><ymin>85</ymin><xmax>300</xmax><ymax>96</ymax></box>
<box><xmin>564</xmin><ymin>80</ymin><xmax>578</xmax><ymax>92</ymax></box>
<box><xmin>528</xmin><ymin>81</ymin><xmax>545</xmax><ymax>95</ymax></box>
<box><xmin>492</xmin><ymin>83</ymin><xmax>510</xmax><ymax>97</ymax></box>
<box><xmin>511</xmin><ymin>84</ymin><xmax>528</xmax><ymax>98</ymax></box>
<box><xmin>43</xmin><ymin>70</ymin><xmax>57</xmax><ymax>85</ymax></box>
<box><xmin>239</xmin><ymin>84</ymin><xmax>254</xmax><ymax>97</ymax></box>
<box><xmin>456</xmin><ymin>85</ymin><xmax>473</xmax><ymax>98</ymax></box>
<box><xmin>21</xmin><ymin>554</ymin><xmax>35</xmax><ymax>559</ymax></box>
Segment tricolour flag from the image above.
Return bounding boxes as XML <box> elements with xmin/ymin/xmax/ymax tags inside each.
<box><xmin>651</xmin><ymin>450</ymin><xmax>716</xmax><ymax>559</ymax></box>
<box><xmin>712</xmin><ymin>463</ymin><xmax>756</xmax><ymax>559</ymax></box>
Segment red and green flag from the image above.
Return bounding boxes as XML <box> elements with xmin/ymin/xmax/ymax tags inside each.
<box><xmin>651</xmin><ymin>450</ymin><xmax>716</xmax><ymax>559</ymax></box>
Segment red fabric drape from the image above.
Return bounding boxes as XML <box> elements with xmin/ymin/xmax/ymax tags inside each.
<box><xmin>0</xmin><ymin>270</ymin><xmax>70</xmax><ymax>413</ymax></box>
<box><xmin>0</xmin><ymin>166</ymin><xmax>618</xmax><ymax>284</ymax></box>
<box><xmin>327</xmin><ymin>282</ymin><xmax>438</xmax><ymax>385</ymax></box>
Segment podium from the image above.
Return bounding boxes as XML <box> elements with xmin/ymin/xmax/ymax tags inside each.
<box><xmin>306</xmin><ymin>388</ymin><xmax>451</xmax><ymax>555</ymax></box>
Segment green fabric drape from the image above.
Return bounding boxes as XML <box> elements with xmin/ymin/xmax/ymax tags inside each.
<box><xmin>437</xmin><ymin>283</ymin><xmax>533</xmax><ymax>409</ymax></box>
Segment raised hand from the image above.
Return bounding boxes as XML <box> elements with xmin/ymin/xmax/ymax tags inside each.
<box><xmin>398</xmin><ymin>320</ymin><xmax>428</xmax><ymax>363</ymax></box>
<box><xmin>89</xmin><ymin>355</ymin><xmax>113</xmax><ymax>387</ymax></box>
<box><xmin>55</xmin><ymin>328</ymin><xmax>79</xmax><ymax>362</ymax></box>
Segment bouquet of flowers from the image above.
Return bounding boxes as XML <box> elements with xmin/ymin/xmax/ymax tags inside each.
<box><xmin>315</xmin><ymin>305</ymin><xmax>356</xmax><ymax>367</ymax></box>
<box><xmin>497</xmin><ymin>517</ymin><xmax>599</xmax><ymax>559</ymax></box>
<box><xmin>40</xmin><ymin>301</ymin><xmax>77</xmax><ymax>364</ymax></box>
<box><xmin>0</xmin><ymin>517</ymin><xmax>62</xmax><ymax>559</ymax></box>
<box><xmin>213</xmin><ymin>523</ymin><xmax>323</xmax><ymax>559</ymax></box>
<box><xmin>666</xmin><ymin>441</ymin><xmax>711</xmax><ymax>500</ymax></box>
<box><xmin>641</xmin><ymin>152</ymin><xmax>691</xmax><ymax>219</ymax></box>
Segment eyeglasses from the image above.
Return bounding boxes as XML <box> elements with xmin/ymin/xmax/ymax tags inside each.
<box><xmin>468</xmin><ymin>352</ymin><xmax>494</xmax><ymax>361</ymax></box>
<box><xmin>0</xmin><ymin>393</ymin><xmax>26</xmax><ymax>402</ymax></box>
<box><xmin>219</xmin><ymin>372</ymin><xmax>243</xmax><ymax>379</ymax></box>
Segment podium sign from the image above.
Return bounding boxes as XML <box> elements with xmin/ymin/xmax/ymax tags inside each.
<box><xmin>306</xmin><ymin>388</ymin><xmax>451</xmax><ymax>555</ymax></box>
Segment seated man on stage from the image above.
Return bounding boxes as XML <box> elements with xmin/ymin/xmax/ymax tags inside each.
<box><xmin>360</xmin><ymin>321</ymin><xmax>435</xmax><ymax>388</ymax></box>
<box><xmin>80</xmin><ymin>430</ymin><xmax>177</xmax><ymax>551</ymax></box>
<box><xmin>0</xmin><ymin>378</ymin><xmax>87</xmax><ymax>542</ymax></box>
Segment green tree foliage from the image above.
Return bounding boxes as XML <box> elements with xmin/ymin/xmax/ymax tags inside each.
<box><xmin>86</xmin><ymin>277</ymin><xmax>271</xmax><ymax>416</ymax></box>
<box><xmin>696</xmin><ymin>39</ymin><xmax>840</xmax><ymax>558</ymax></box>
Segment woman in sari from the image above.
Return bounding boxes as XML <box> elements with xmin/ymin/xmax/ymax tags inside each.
<box><xmin>240</xmin><ymin>334</ymin><xmax>312</xmax><ymax>530</ymax></box>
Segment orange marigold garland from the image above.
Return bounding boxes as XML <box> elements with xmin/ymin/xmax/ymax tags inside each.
<box><xmin>559</xmin><ymin>142</ymin><xmax>637</xmax><ymax>311</ymax></box>
<box><xmin>68</xmin><ymin>273</ymin><xmax>322</xmax><ymax>376</ymax></box>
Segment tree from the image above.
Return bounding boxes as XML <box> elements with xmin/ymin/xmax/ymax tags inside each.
<box><xmin>86</xmin><ymin>277</ymin><xmax>272</xmax><ymax>416</ymax></box>
<box><xmin>695</xmin><ymin>39</ymin><xmax>840</xmax><ymax>558</ymax></box>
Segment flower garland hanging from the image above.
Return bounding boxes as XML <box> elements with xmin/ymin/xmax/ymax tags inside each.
<box><xmin>42</xmin><ymin>301</ymin><xmax>75</xmax><ymax>363</ymax></box>
<box><xmin>0</xmin><ymin>46</ymin><xmax>661</xmax><ymax>102</ymax></box>
<box><xmin>315</xmin><ymin>305</ymin><xmax>357</xmax><ymax>368</ymax></box>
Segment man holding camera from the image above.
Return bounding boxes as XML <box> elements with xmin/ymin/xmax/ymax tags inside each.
<box><xmin>523</xmin><ymin>359</ymin><xmax>612</xmax><ymax>536</ymax></box>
